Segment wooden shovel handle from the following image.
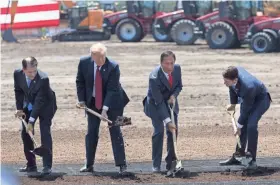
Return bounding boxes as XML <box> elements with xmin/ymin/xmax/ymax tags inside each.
<box><xmin>18</xmin><ymin>117</ymin><xmax>38</xmax><ymax>147</ymax></box>
<box><xmin>79</xmin><ymin>106</ymin><xmax>113</xmax><ymax>124</ymax></box>
<box><xmin>169</xmin><ymin>101</ymin><xmax>178</xmax><ymax>159</ymax></box>
<box><xmin>227</xmin><ymin>111</ymin><xmax>242</xmax><ymax>148</ymax></box>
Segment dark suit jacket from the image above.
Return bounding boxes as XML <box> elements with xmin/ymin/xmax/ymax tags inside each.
<box><xmin>229</xmin><ymin>66</ymin><xmax>270</xmax><ymax>126</ymax></box>
<box><xmin>76</xmin><ymin>56</ymin><xmax>129</xmax><ymax>110</ymax></box>
<box><xmin>143</xmin><ymin>64</ymin><xmax>183</xmax><ymax>121</ymax></box>
<box><xmin>13</xmin><ymin>69</ymin><xmax>57</xmax><ymax>123</ymax></box>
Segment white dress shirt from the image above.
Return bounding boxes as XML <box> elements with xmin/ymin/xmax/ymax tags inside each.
<box><xmin>161</xmin><ymin>67</ymin><xmax>172</xmax><ymax>125</ymax></box>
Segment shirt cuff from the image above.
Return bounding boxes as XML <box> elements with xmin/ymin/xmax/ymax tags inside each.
<box><xmin>163</xmin><ymin>117</ymin><xmax>171</xmax><ymax>125</ymax></box>
<box><xmin>103</xmin><ymin>106</ymin><xmax>109</xmax><ymax>111</ymax></box>
<box><xmin>29</xmin><ymin>117</ymin><xmax>35</xmax><ymax>123</ymax></box>
<box><xmin>236</xmin><ymin>122</ymin><xmax>243</xmax><ymax>129</ymax></box>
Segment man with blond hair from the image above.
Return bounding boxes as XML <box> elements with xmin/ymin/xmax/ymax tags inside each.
<box><xmin>76</xmin><ymin>43</ymin><xmax>129</xmax><ymax>174</ymax></box>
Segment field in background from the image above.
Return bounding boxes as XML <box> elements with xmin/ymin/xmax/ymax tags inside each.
<box><xmin>1</xmin><ymin>36</ymin><xmax>280</xmax><ymax>165</ymax></box>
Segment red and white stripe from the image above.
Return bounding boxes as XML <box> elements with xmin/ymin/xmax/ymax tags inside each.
<box><xmin>1</xmin><ymin>0</ymin><xmax>59</xmax><ymax>30</ymax></box>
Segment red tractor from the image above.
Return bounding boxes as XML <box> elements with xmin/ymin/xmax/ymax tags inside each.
<box><xmin>246</xmin><ymin>17</ymin><xmax>280</xmax><ymax>53</ymax></box>
<box><xmin>195</xmin><ymin>1</ymin><xmax>271</xmax><ymax>49</ymax></box>
<box><xmin>154</xmin><ymin>1</ymin><xmax>217</xmax><ymax>45</ymax></box>
<box><xmin>103</xmin><ymin>1</ymin><xmax>180</xmax><ymax>42</ymax></box>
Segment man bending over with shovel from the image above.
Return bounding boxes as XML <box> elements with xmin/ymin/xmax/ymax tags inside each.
<box><xmin>143</xmin><ymin>51</ymin><xmax>183</xmax><ymax>176</ymax></box>
<box><xmin>14</xmin><ymin>57</ymin><xmax>57</xmax><ymax>175</ymax></box>
<box><xmin>76</xmin><ymin>43</ymin><xmax>129</xmax><ymax>174</ymax></box>
<box><xmin>220</xmin><ymin>66</ymin><xmax>272</xmax><ymax>170</ymax></box>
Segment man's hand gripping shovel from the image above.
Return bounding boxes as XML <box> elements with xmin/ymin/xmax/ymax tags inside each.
<box><xmin>166</xmin><ymin>101</ymin><xmax>184</xmax><ymax>177</ymax></box>
<box><xmin>226</xmin><ymin>108</ymin><xmax>252</xmax><ymax>166</ymax></box>
<box><xmin>76</xmin><ymin>104</ymin><xmax>132</xmax><ymax>128</ymax></box>
<box><xmin>226</xmin><ymin>109</ymin><xmax>241</xmax><ymax>149</ymax></box>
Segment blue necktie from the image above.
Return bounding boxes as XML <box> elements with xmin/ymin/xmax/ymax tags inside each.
<box><xmin>27</xmin><ymin>78</ymin><xmax>32</xmax><ymax>111</ymax></box>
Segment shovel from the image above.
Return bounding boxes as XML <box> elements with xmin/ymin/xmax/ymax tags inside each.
<box><xmin>77</xmin><ymin>105</ymin><xmax>132</xmax><ymax>128</ymax></box>
<box><xmin>226</xmin><ymin>110</ymin><xmax>252</xmax><ymax>166</ymax></box>
<box><xmin>166</xmin><ymin>102</ymin><xmax>183</xmax><ymax>177</ymax></box>
<box><xmin>17</xmin><ymin>116</ymin><xmax>50</xmax><ymax>157</ymax></box>
<box><xmin>226</xmin><ymin>110</ymin><xmax>241</xmax><ymax>148</ymax></box>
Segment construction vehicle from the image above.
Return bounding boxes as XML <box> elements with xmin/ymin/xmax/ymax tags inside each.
<box><xmin>52</xmin><ymin>5</ymin><xmax>112</xmax><ymax>42</ymax></box>
<box><xmin>194</xmin><ymin>0</ymin><xmax>274</xmax><ymax>49</ymax></box>
<box><xmin>154</xmin><ymin>1</ymin><xmax>217</xmax><ymax>45</ymax></box>
<box><xmin>59</xmin><ymin>0</ymin><xmax>76</xmax><ymax>20</ymax></box>
<box><xmin>246</xmin><ymin>17</ymin><xmax>280</xmax><ymax>53</ymax></box>
<box><xmin>103</xmin><ymin>1</ymin><xmax>181</xmax><ymax>42</ymax></box>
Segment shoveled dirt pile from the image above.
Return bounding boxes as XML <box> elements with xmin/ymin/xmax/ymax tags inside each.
<box><xmin>20</xmin><ymin>169</ymin><xmax>280</xmax><ymax>185</ymax></box>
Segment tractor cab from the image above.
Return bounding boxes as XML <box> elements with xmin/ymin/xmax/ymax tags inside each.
<box><xmin>182</xmin><ymin>1</ymin><xmax>213</xmax><ymax>17</ymax></box>
<box><xmin>126</xmin><ymin>1</ymin><xmax>166</xmax><ymax>19</ymax></box>
<box><xmin>218</xmin><ymin>1</ymin><xmax>262</xmax><ymax>21</ymax></box>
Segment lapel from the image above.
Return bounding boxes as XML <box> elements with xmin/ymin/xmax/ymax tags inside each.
<box><xmin>28</xmin><ymin>73</ymin><xmax>39</xmax><ymax>93</ymax></box>
<box><xmin>88</xmin><ymin>60</ymin><xmax>94</xmax><ymax>89</ymax></box>
<box><xmin>171</xmin><ymin>71</ymin><xmax>176</xmax><ymax>90</ymax></box>
<box><xmin>21</xmin><ymin>71</ymin><xmax>28</xmax><ymax>93</ymax></box>
<box><xmin>100</xmin><ymin>59</ymin><xmax>108</xmax><ymax>83</ymax></box>
<box><xmin>159</xmin><ymin>69</ymin><xmax>171</xmax><ymax>90</ymax></box>
<box><xmin>235</xmin><ymin>78</ymin><xmax>241</xmax><ymax>93</ymax></box>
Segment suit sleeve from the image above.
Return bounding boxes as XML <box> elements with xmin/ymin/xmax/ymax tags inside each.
<box><xmin>238</xmin><ymin>86</ymin><xmax>257</xmax><ymax>125</ymax></box>
<box><xmin>229</xmin><ymin>87</ymin><xmax>238</xmax><ymax>104</ymax></box>
<box><xmin>149</xmin><ymin>77</ymin><xmax>170</xmax><ymax>122</ymax></box>
<box><xmin>103</xmin><ymin>65</ymin><xmax>120</xmax><ymax>108</ymax></box>
<box><xmin>30</xmin><ymin>78</ymin><xmax>50</xmax><ymax>122</ymax></box>
<box><xmin>14</xmin><ymin>71</ymin><xmax>24</xmax><ymax>110</ymax></box>
<box><xmin>172</xmin><ymin>65</ymin><xmax>182</xmax><ymax>98</ymax></box>
<box><xmin>76</xmin><ymin>60</ymin><xmax>86</xmax><ymax>102</ymax></box>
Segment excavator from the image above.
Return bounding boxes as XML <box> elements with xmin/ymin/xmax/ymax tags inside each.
<box><xmin>1</xmin><ymin>0</ymin><xmax>19</xmax><ymax>42</ymax></box>
<box><xmin>52</xmin><ymin>1</ymin><xmax>117</xmax><ymax>42</ymax></box>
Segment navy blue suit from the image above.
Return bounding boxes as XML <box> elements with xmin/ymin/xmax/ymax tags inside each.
<box><xmin>143</xmin><ymin>64</ymin><xmax>182</xmax><ymax>169</ymax></box>
<box><xmin>14</xmin><ymin>69</ymin><xmax>57</xmax><ymax>168</ymax></box>
<box><xmin>229</xmin><ymin>67</ymin><xmax>271</xmax><ymax>161</ymax></box>
<box><xmin>76</xmin><ymin>56</ymin><xmax>129</xmax><ymax>167</ymax></box>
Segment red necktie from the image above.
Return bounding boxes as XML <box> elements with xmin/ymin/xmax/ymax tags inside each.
<box><xmin>168</xmin><ymin>73</ymin><xmax>173</xmax><ymax>87</ymax></box>
<box><xmin>95</xmin><ymin>66</ymin><xmax>103</xmax><ymax>110</ymax></box>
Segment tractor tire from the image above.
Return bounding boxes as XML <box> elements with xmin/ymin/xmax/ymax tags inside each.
<box><xmin>152</xmin><ymin>23</ymin><xmax>172</xmax><ymax>42</ymax></box>
<box><xmin>171</xmin><ymin>19</ymin><xmax>197</xmax><ymax>45</ymax></box>
<box><xmin>206</xmin><ymin>22</ymin><xmax>236</xmax><ymax>49</ymax></box>
<box><xmin>251</xmin><ymin>32</ymin><xmax>275</xmax><ymax>53</ymax></box>
<box><xmin>116</xmin><ymin>18</ymin><xmax>142</xmax><ymax>42</ymax></box>
<box><xmin>103</xmin><ymin>28</ymin><xmax>111</xmax><ymax>40</ymax></box>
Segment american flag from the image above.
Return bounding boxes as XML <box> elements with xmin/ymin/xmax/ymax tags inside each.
<box><xmin>0</xmin><ymin>0</ymin><xmax>59</xmax><ymax>30</ymax></box>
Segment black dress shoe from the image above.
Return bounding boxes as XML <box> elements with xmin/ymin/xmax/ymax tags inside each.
<box><xmin>19</xmin><ymin>166</ymin><xmax>37</xmax><ymax>172</ymax></box>
<box><xmin>41</xmin><ymin>167</ymin><xmax>52</xmax><ymax>175</ymax></box>
<box><xmin>80</xmin><ymin>165</ymin><xmax>94</xmax><ymax>172</ymax></box>
<box><xmin>219</xmin><ymin>155</ymin><xmax>242</xmax><ymax>166</ymax></box>
<box><xmin>119</xmin><ymin>165</ymin><xmax>127</xmax><ymax>174</ymax></box>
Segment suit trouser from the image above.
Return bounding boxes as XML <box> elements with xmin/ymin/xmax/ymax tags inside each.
<box><xmin>151</xmin><ymin>112</ymin><xmax>178</xmax><ymax>170</ymax></box>
<box><xmin>85</xmin><ymin>99</ymin><xmax>126</xmax><ymax>167</ymax></box>
<box><xmin>235</xmin><ymin>93</ymin><xmax>271</xmax><ymax>161</ymax></box>
<box><xmin>22</xmin><ymin>109</ymin><xmax>53</xmax><ymax>168</ymax></box>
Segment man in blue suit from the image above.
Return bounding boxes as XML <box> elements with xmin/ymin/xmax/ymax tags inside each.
<box><xmin>220</xmin><ymin>66</ymin><xmax>271</xmax><ymax>169</ymax></box>
<box><xmin>143</xmin><ymin>51</ymin><xmax>183</xmax><ymax>173</ymax></box>
<box><xmin>76</xmin><ymin>43</ymin><xmax>129</xmax><ymax>174</ymax></box>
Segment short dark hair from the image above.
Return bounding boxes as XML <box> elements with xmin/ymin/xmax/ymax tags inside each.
<box><xmin>22</xmin><ymin>57</ymin><xmax>38</xmax><ymax>69</ymax></box>
<box><xmin>160</xmin><ymin>51</ymin><xmax>176</xmax><ymax>63</ymax></box>
<box><xmin>223</xmin><ymin>66</ymin><xmax>238</xmax><ymax>80</ymax></box>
